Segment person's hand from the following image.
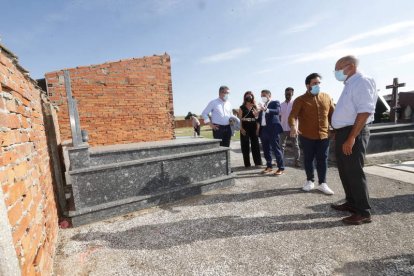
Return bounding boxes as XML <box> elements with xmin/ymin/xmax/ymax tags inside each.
<box><xmin>209</xmin><ymin>122</ymin><xmax>219</xmax><ymax>130</ymax></box>
<box><xmin>252</xmin><ymin>109</ymin><xmax>259</xmax><ymax>118</ymax></box>
<box><xmin>342</xmin><ymin>137</ymin><xmax>355</xmax><ymax>155</ymax></box>
<box><xmin>240</xmin><ymin>128</ymin><xmax>246</xmax><ymax>136</ymax></box>
<box><xmin>290</xmin><ymin>126</ymin><xmax>299</xmax><ymax>137</ymax></box>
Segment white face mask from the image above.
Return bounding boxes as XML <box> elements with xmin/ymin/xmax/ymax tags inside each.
<box><xmin>223</xmin><ymin>94</ymin><xmax>229</xmax><ymax>101</ymax></box>
<box><xmin>261</xmin><ymin>96</ymin><xmax>268</xmax><ymax>103</ymax></box>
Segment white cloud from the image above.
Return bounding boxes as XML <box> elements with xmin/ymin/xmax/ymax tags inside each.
<box><xmin>386</xmin><ymin>52</ymin><xmax>414</xmax><ymax>64</ymax></box>
<box><xmin>252</xmin><ymin>68</ymin><xmax>274</xmax><ymax>75</ymax></box>
<box><xmin>326</xmin><ymin>20</ymin><xmax>414</xmax><ymax>49</ymax></box>
<box><xmin>290</xmin><ymin>21</ymin><xmax>414</xmax><ymax>63</ymax></box>
<box><xmin>200</xmin><ymin>47</ymin><xmax>251</xmax><ymax>64</ymax></box>
<box><xmin>284</xmin><ymin>21</ymin><xmax>318</xmax><ymax>34</ymax></box>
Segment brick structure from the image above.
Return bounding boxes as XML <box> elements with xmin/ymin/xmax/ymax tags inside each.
<box><xmin>44</xmin><ymin>55</ymin><xmax>174</xmax><ymax>146</ymax></box>
<box><xmin>0</xmin><ymin>44</ymin><xmax>59</xmax><ymax>274</ymax></box>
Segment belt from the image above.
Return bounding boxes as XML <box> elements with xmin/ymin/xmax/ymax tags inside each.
<box><xmin>213</xmin><ymin>124</ymin><xmax>230</xmax><ymax>127</ymax></box>
<box><xmin>241</xmin><ymin>118</ymin><xmax>256</xmax><ymax>122</ymax></box>
<box><xmin>333</xmin><ymin>125</ymin><xmax>368</xmax><ymax>132</ymax></box>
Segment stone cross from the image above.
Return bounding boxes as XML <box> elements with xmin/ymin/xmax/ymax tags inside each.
<box><xmin>64</xmin><ymin>70</ymin><xmax>83</xmax><ymax>147</ymax></box>
<box><xmin>386</xmin><ymin>77</ymin><xmax>405</xmax><ymax>124</ymax></box>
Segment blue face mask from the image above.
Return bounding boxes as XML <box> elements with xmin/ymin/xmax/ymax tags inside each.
<box><xmin>310</xmin><ymin>85</ymin><xmax>320</xmax><ymax>95</ymax></box>
<box><xmin>335</xmin><ymin>70</ymin><xmax>348</xmax><ymax>81</ymax></box>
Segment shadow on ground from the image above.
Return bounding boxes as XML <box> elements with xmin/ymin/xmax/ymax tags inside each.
<box><xmin>335</xmin><ymin>254</ymin><xmax>414</xmax><ymax>275</ymax></box>
<box><xmin>71</xmin><ymin>193</ymin><xmax>413</xmax><ymax>251</ymax></box>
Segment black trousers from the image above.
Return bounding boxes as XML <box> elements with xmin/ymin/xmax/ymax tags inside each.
<box><xmin>240</xmin><ymin>127</ymin><xmax>262</xmax><ymax>167</ymax></box>
<box><xmin>335</xmin><ymin>125</ymin><xmax>371</xmax><ymax>216</ymax></box>
<box><xmin>213</xmin><ymin>125</ymin><xmax>232</xmax><ymax>147</ymax></box>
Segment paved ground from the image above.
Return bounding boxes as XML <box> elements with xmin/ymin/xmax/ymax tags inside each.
<box><xmin>53</xmin><ymin>141</ymin><xmax>414</xmax><ymax>276</ymax></box>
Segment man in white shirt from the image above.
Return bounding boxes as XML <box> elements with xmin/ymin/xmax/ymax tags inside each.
<box><xmin>331</xmin><ymin>55</ymin><xmax>378</xmax><ymax>225</ymax></box>
<box><xmin>280</xmin><ymin>87</ymin><xmax>300</xmax><ymax>167</ymax></box>
<box><xmin>201</xmin><ymin>86</ymin><xmax>233</xmax><ymax>147</ymax></box>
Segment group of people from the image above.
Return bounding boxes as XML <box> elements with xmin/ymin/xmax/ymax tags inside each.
<box><xmin>201</xmin><ymin>55</ymin><xmax>378</xmax><ymax>225</ymax></box>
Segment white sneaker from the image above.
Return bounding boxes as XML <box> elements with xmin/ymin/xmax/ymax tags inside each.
<box><xmin>302</xmin><ymin>180</ymin><xmax>314</xmax><ymax>192</ymax></box>
<box><xmin>317</xmin><ymin>183</ymin><xmax>334</xmax><ymax>195</ymax></box>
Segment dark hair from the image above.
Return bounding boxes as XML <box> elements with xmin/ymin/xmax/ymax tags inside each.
<box><xmin>243</xmin><ymin>91</ymin><xmax>256</xmax><ymax>105</ymax></box>
<box><xmin>219</xmin><ymin>85</ymin><xmax>229</xmax><ymax>93</ymax></box>
<box><xmin>285</xmin><ymin>87</ymin><xmax>294</xmax><ymax>92</ymax></box>
<box><xmin>261</xmin><ymin>89</ymin><xmax>271</xmax><ymax>96</ymax></box>
<box><xmin>305</xmin><ymin>73</ymin><xmax>322</xmax><ymax>85</ymax></box>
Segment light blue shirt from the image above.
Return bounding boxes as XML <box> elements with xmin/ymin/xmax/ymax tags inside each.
<box><xmin>201</xmin><ymin>97</ymin><xmax>233</xmax><ymax>125</ymax></box>
<box><xmin>332</xmin><ymin>72</ymin><xmax>378</xmax><ymax>129</ymax></box>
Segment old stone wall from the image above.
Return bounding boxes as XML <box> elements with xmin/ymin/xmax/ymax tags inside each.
<box><xmin>0</xmin><ymin>45</ymin><xmax>59</xmax><ymax>275</ymax></box>
<box><xmin>45</xmin><ymin>55</ymin><xmax>175</xmax><ymax>146</ymax></box>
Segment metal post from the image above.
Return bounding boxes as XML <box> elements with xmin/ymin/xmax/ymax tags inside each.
<box><xmin>63</xmin><ymin>70</ymin><xmax>83</xmax><ymax>146</ymax></box>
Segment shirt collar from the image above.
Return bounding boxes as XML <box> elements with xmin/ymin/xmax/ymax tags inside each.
<box><xmin>344</xmin><ymin>71</ymin><xmax>362</xmax><ymax>86</ymax></box>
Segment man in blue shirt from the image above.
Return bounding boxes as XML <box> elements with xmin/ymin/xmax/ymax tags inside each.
<box><xmin>331</xmin><ymin>55</ymin><xmax>378</xmax><ymax>225</ymax></box>
<box><xmin>201</xmin><ymin>85</ymin><xmax>233</xmax><ymax>147</ymax></box>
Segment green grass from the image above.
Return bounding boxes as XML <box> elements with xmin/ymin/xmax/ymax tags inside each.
<box><xmin>175</xmin><ymin>126</ymin><xmax>240</xmax><ymax>141</ymax></box>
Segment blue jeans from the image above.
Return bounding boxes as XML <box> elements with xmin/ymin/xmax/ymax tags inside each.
<box><xmin>299</xmin><ymin>136</ymin><xmax>329</xmax><ymax>184</ymax></box>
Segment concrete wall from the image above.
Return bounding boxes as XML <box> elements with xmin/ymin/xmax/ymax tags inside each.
<box><xmin>0</xmin><ymin>44</ymin><xmax>59</xmax><ymax>275</ymax></box>
<box><xmin>45</xmin><ymin>55</ymin><xmax>175</xmax><ymax>146</ymax></box>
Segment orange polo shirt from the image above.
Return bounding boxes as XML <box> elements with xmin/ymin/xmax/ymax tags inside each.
<box><xmin>288</xmin><ymin>91</ymin><xmax>335</xmax><ymax>140</ymax></box>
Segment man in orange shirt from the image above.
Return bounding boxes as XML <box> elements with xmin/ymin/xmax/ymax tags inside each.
<box><xmin>288</xmin><ymin>73</ymin><xmax>335</xmax><ymax>195</ymax></box>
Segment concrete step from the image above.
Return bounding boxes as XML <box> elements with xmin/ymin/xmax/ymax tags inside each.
<box><xmin>68</xmin><ymin>175</ymin><xmax>234</xmax><ymax>226</ymax></box>
<box><xmin>365</xmin><ymin>149</ymin><xmax>414</xmax><ymax>166</ymax></box>
<box><xmin>369</xmin><ymin>122</ymin><xmax>414</xmax><ymax>134</ymax></box>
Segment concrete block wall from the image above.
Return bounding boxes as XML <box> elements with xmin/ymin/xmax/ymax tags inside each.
<box><xmin>45</xmin><ymin>54</ymin><xmax>175</xmax><ymax>146</ymax></box>
<box><xmin>0</xmin><ymin>44</ymin><xmax>59</xmax><ymax>275</ymax></box>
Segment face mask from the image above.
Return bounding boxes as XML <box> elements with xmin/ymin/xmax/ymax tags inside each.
<box><xmin>310</xmin><ymin>85</ymin><xmax>320</xmax><ymax>95</ymax></box>
<box><xmin>335</xmin><ymin>70</ymin><xmax>348</xmax><ymax>81</ymax></box>
<box><xmin>223</xmin><ymin>94</ymin><xmax>229</xmax><ymax>101</ymax></box>
<box><xmin>245</xmin><ymin>96</ymin><xmax>253</xmax><ymax>102</ymax></box>
<box><xmin>261</xmin><ymin>96</ymin><xmax>268</xmax><ymax>103</ymax></box>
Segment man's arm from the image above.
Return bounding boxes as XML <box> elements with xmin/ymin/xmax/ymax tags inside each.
<box><xmin>342</xmin><ymin>112</ymin><xmax>370</xmax><ymax>155</ymax></box>
<box><xmin>288</xmin><ymin>99</ymin><xmax>301</xmax><ymax>137</ymax></box>
<box><xmin>266</xmin><ymin>101</ymin><xmax>281</xmax><ymax>115</ymax></box>
<box><xmin>201</xmin><ymin>100</ymin><xmax>219</xmax><ymax>130</ymax></box>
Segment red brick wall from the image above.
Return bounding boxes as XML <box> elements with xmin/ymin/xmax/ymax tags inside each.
<box><xmin>45</xmin><ymin>55</ymin><xmax>175</xmax><ymax>146</ymax></box>
<box><xmin>174</xmin><ymin>118</ymin><xmax>205</xmax><ymax>128</ymax></box>
<box><xmin>0</xmin><ymin>46</ymin><xmax>59</xmax><ymax>275</ymax></box>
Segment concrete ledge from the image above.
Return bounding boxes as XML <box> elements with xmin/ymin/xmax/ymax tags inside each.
<box><xmin>69</xmin><ymin>175</ymin><xmax>235</xmax><ymax>226</ymax></box>
<box><xmin>365</xmin><ymin>149</ymin><xmax>414</xmax><ymax>166</ymax></box>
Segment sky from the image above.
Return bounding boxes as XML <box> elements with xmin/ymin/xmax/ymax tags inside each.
<box><xmin>1</xmin><ymin>0</ymin><xmax>414</xmax><ymax>116</ymax></box>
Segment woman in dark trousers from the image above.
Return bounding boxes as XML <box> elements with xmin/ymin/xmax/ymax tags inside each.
<box><xmin>238</xmin><ymin>91</ymin><xmax>262</xmax><ymax>167</ymax></box>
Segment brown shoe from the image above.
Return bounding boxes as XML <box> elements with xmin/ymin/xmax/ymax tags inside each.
<box><xmin>342</xmin><ymin>214</ymin><xmax>372</xmax><ymax>225</ymax></box>
<box><xmin>273</xmin><ymin>169</ymin><xmax>284</xmax><ymax>176</ymax></box>
<box><xmin>261</xmin><ymin>167</ymin><xmax>273</xmax><ymax>174</ymax></box>
<box><xmin>331</xmin><ymin>203</ymin><xmax>356</xmax><ymax>213</ymax></box>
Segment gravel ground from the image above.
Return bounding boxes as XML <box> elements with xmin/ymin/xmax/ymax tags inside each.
<box><xmin>53</xmin><ymin>141</ymin><xmax>414</xmax><ymax>276</ymax></box>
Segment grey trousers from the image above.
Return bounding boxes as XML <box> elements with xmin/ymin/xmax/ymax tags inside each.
<box><xmin>280</xmin><ymin>131</ymin><xmax>300</xmax><ymax>162</ymax></box>
<box><xmin>335</xmin><ymin>125</ymin><xmax>371</xmax><ymax>216</ymax></box>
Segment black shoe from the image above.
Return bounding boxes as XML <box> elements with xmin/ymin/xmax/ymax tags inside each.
<box><xmin>342</xmin><ymin>214</ymin><xmax>372</xmax><ymax>225</ymax></box>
